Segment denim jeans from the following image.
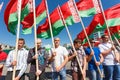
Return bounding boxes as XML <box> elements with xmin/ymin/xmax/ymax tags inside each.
<box><xmin>52</xmin><ymin>68</ymin><xmax>66</xmax><ymax>80</ymax></box>
<box><xmin>103</xmin><ymin>65</ymin><xmax>120</xmax><ymax>80</ymax></box>
<box><xmin>89</xmin><ymin>69</ymin><xmax>103</xmax><ymax>80</ymax></box>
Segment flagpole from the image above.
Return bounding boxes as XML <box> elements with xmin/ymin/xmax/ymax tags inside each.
<box><xmin>57</xmin><ymin>5</ymin><xmax>85</xmax><ymax>80</ymax></box>
<box><xmin>113</xmin><ymin>35</ymin><xmax>120</xmax><ymax>46</ymax></box>
<box><xmin>12</xmin><ymin>0</ymin><xmax>22</xmax><ymax>80</ymax></box>
<box><xmin>71</xmin><ymin>0</ymin><xmax>104</xmax><ymax>78</ymax></box>
<box><xmin>113</xmin><ymin>33</ymin><xmax>120</xmax><ymax>62</ymax></box>
<box><xmin>33</xmin><ymin>0</ymin><xmax>39</xmax><ymax>80</ymax></box>
<box><xmin>110</xmin><ymin>31</ymin><xmax>120</xmax><ymax>51</ymax></box>
<box><xmin>110</xmin><ymin>32</ymin><xmax>120</xmax><ymax>62</ymax></box>
<box><xmin>98</xmin><ymin>0</ymin><xmax>118</xmax><ymax>60</ymax></box>
<box><xmin>0</xmin><ymin>2</ymin><xmax>3</xmax><ymax>12</ymax></box>
<box><xmin>45</xmin><ymin>0</ymin><xmax>56</xmax><ymax>65</ymax></box>
<box><xmin>110</xmin><ymin>31</ymin><xmax>120</xmax><ymax>47</ymax></box>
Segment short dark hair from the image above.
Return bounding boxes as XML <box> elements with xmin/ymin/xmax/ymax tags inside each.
<box><xmin>89</xmin><ymin>38</ymin><xmax>95</xmax><ymax>43</ymax></box>
<box><xmin>0</xmin><ymin>45</ymin><xmax>1</xmax><ymax>49</ymax></box>
<box><xmin>101</xmin><ymin>35</ymin><xmax>108</xmax><ymax>38</ymax></box>
<box><xmin>73</xmin><ymin>38</ymin><xmax>82</xmax><ymax>44</ymax></box>
<box><xmin>19</xmin><ymin>38</ymin><xmax>25</xmax><ymax>44</ymax></box>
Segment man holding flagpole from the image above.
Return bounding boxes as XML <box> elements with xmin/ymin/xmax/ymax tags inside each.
<box><xmin>5</xmin><ymin>38</ymin><xmax>28</xmax><ymax>80</ymax></box>
<box><xmin>27</xmin><ymin>38</ymin><xmax>48</xmax><ymax>80</ymax></box>
<box><xmin>85</xmin><ymin>38</ymin><xmax>104</xmax><ymax>80</ymax></box>
<box><xmin>48</xmin><ymin>37</ymin><xmax>68</xmax><ymax>80</ymax></box>
<box><xmin>98</xmin><ymin>35</ymin><xmax>120</xmax><ymax>80</ymax></box>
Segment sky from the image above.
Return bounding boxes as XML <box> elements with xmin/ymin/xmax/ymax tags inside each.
<box><xmin>0</xmin><ymin>0</ymin><xmax>120</xmax><ymax>48</ymax></box>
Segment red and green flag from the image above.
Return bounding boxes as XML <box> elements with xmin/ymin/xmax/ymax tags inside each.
<box><xmin>93</xmin><ymin>3</ymin><xmax>120</xmax><ymax>32</ymax></box>
<box><xmin>65</xmin><ymin>0</ymin><xmax>80</xmax><ymax>25</ymax></box>
<box><xmin>37</xmin><ymin>1</ymin><xmax>80</xmax><ymax>39</ymax></box>
<box><xmin>77</xmin><ymin>0</ymin><xmax>101</xmax><ymax>17</ymax></box>
<box><xmin>37</xmin><ymin>8</ymin><xmax>64</xmax><ymax>39</ymax></box>
<box><xmin>21</xmin><ymin>0</ymin><xmax>47</xmax><ymax>34</ymax></box>
<box><xmin>77</xmin><ymin>3</ymin><xmax>120</xmax><ymax>40</ymax></box>
<box><xmin>4</xmin><ymin>0</ymin><xmax>30</xmax><ymax>35</ymax></box>
<box><xmin>105</xmin><ymin>26</ymin><xmax>120</xmax><ymax>34</ymax></box>
<box><xmin>104</xmin><ymin>26</ymin><xmax>120</xmax><ymax>39</ymax></box>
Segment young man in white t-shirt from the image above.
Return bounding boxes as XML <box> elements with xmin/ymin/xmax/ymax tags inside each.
<box><xmin>48</xmin><ymin>37</ymin><xmax>68</xmax><ymax>80</ymax></box>
<box><xmin>98</xmin><ymin>35</ymin><xmax>120</xmax><ymax>80</ymax></box>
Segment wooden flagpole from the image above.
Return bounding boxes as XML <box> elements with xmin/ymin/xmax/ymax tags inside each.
<box><xmin>32</xmin><ymin>0</ymin><xmax>39</xmax><ymax>80</ymax></box>
<box><xmin>45</xmin><ymin>0</ymin><xmax>56</xmax><ymax>66</ymax></box>
<box><xmin>57</xmin><ymin>5</ymin><xmax>86</xmax><ymax>80</ymax></box>
<box><xmin>0</xmin><ymin>2</ymin><xmax>3</xmax><ymax>11</ymax></box>
<box><xmin>12</xmin><ymin>0</ymin><xmax>22</xmax><ymax>80</ymax></box>
<box><xmin>113</xmin><ymin>34</ymin><xmax>120</xmax><ymax>47</ymax></box>
<box><xmin>110</xmin><ymin>32</ymin><xmax>120</xmax><ymax>62</ymax></box>
<box><xmin>109</xmin><ymin>31</ymin><xmax>120</xmax><ymax>47</ymax></box>
<box><xmin>71</xmin><ymin>0</ymin><xmax>104</xmax><ymax>78</ymax></box>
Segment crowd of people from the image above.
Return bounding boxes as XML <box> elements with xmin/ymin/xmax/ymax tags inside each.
<box><xmin>0</xmin><ymin>35</ymin><xmax>120</xmax><ymax>80</ymax></box>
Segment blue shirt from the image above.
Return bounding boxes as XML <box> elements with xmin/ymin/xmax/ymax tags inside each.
<box><xmin>85</xmin><ymin>47</ymin><xmax>103</xmax><ymax>70</ymax></box>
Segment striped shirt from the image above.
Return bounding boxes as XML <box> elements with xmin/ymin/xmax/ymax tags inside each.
<box><xmin>5</xmin><ymin>48</ymin><xmax>28</xmax><ymax>77</ymax></box>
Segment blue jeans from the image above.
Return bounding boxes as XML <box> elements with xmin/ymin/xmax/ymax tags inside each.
<box><xmin>103</xmin><ymin>65</ymin><xmax>120</xmax><ymax>80</ymax></box>
<box><xmin>52</xmin><ymin>68</ymin><xmax>66</xmax><ymax>80</ymax></box>
<box><xmin>89</xmin><ymin>69</ymin><xmax>103</xmax><ymax>80</ymax></box>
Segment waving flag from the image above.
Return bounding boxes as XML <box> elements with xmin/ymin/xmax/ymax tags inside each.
<box><xmin>37</xmin><ymin>1</ymin><xmax>81</xmax><ymax>39</ymax></box>
<box><xmin>77</xmin><ymin>0</ymin><xmax>101</xmax><ymax>17</ymax></box>
<box><xmin>112</xmin><ymin>32</ymin><xmax>120</xmax><ymax>40</ymax></box>
<box><xmin>37</xmin><ymin>8</ymin><xmax>64</xmax><ymax>39</ymax></box>
<box><xmin>22</xmin><ymin>0</ymin><xmax>47</xmax><ymax>34</ymax></box>
<box><xmin>77</xmin><ymin>3</ymin><xmax>120</xmax><ymax>40</ymax></box>
<box><xmin>104</xmin><ymin>26</ymin><xmax>120</xmax><ymax>39</ymax></box>
<box><xmin>0</xmin><ymin>2</ymin><xmax>3</xmax><ymax>11</ymax></box>
<box><xmin>105</xmin><ymin>26</ymin><xmax>120</xmax><ymax>35</ymax></box>
<box><xmin>4</xmin><ymin>0</ymin><xmax>30</xmax><ymax>34</ymax></box>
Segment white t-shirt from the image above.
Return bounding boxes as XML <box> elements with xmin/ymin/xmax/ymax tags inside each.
<box><xmin>50</xmin><ymin>46</ymin><xmax>68</xmax><ymax>71</ymax></box>
<box><xmin>98</xmin><ymin>42</ymin><xmax>118</xmax><ymax>65</ymax></box>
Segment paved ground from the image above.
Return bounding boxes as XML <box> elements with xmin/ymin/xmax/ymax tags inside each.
<box><xmin>1</xmin><ymin>62</ymin><xmax>89</xmax><ymax>80</ymax></box>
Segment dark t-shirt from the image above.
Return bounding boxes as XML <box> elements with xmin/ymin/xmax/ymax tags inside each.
<box><xmin>27</xmin><ymin>48</ymin><xmax>48</xmax><ymax>73</ymax></box>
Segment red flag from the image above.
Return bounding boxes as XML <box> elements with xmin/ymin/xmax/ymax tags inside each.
<box><xmin>77</xmin><ymin>13</ymin><xmax>100</xmax><ymax>40</ymax></box>
<box><xmin>77</xmin><ymin>3</ymin><xmax>120</xmax><ymax>40</ymax></box>
<box><xmin>77</xmin><ymin>0</ymin><xmax>101</xmax><ymax>17</ymax></box>
<box><xmin>37</xmin><ymin>8</ymin><xmax>64</xmax><ymax>38</ymax></box>
<box><xmin>4</xmin><ymin>0</ymin><xmax>29</xmax><ymax>34</ymax></box>
<box><xmin>21</xmin><ymin>0</ymin><xmax>47</xmax><ymax>29</ymax></box>
<box><xmin>104</xmin><ymin>26</ymin><xmax>120</xmax><ymax>35</ymax></box>
<box><xmin>68</xmin><ymin>0</ymin><xmax>80</xmax><ymax>23</ymax></box>
<box><xmin>104</xmin><ymin>26</ymin><xmax>120</xmax><ymax>39</ymax></box>
<box><xmin>37</xmin><ymin>1</ymin><xmax>79</xmax><ymax>39</ymax></box>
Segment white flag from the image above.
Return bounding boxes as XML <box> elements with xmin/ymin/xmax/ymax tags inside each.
<box><xmin>0</xmin><ymin>2</ymin><xmax>4</xmax><ymax>11</ymax></box>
